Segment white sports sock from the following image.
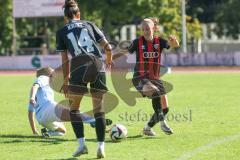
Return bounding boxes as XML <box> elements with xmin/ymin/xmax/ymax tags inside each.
<box><xmin>160</xmin><ymin>120</ymin><xmax>166</xmax><ymax>126</ymax></box>
<box><xmin>144</xmin><ymin>124</ymin><xmax>151</xmax><ymax>130</ymax></box>
<box><xmin>98</xmin><ymin>142</ymin><xmax>105</xmax><ymax>151</ymax></box>
<box><xmin>77</xmin><ymin>137</ymin><xmax>85</xmax><ymax>148</ymax></box>
<box><xmin>48</xmin><ymin>131</ymin><xmax>65</xmax><ymax>136</ymax></box>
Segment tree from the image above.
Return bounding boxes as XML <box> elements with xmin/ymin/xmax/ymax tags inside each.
<box><xmin>215</xmin><ymin>0</ymin><xmax>240</xmax><ymax>39</ymax></box>
<box><xmin>186</xmin><ymin>0</ymin><xmax>240</xmax><ymax>39</ymax></box>
<box><xmin>0</xmin><ymin>0</ymin><xmax>13</xmax><ymax>55</ymax></box>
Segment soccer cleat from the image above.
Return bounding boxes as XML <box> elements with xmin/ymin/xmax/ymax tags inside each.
<box><xmin>90</xmin><ymin>118</ymin><xmax>113</xmax><ymax>128</ymax></box>
<box><xmin>72</xmin><ymin>145</ymin><xmax>88</xmax><ymax>157</ymax></box>
<box><xmin>143</xmin><ymin>127</ymin><xmax>157</xmax><ymax>136</ymax></box>
<box><xmin>97</xmin><ymin>148</ymin><xmax>106</xmax><ymax>159</ymax></box>
<box><xmin>160</xmin><ymin>120</ymin><xmax>173</xmax><ymax>135</ymax></box>
<box><xmin>41</xmin><ymin>128</ymin><xmax>49</xmax><ymax>138</ymax></box>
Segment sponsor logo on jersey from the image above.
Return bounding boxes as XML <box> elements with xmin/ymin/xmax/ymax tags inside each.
<box><xmin>154</xmin><ymin>44</ymin><xmax>159</xmax><ymax>50</ymax></box>
<box><xmin>143</xmin><ymin>52</ymin><xmax>159</xmax><ymax>58</ymax></box>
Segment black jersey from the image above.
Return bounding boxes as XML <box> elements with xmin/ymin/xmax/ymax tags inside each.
<box><xmin>128</xmin><ymin>36</ymin><xmax>170</xmax><ymax>79</ymax></box>
<box><xmin>56</xmin><ymin>20</ymin><xmax>105</xmax><ymax>59</ymax></box>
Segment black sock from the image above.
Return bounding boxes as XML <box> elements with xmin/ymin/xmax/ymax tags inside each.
<box><xmin>70</xmin><ymin>110</ymin><xmax>84</xmax><ymax>138</ymax></box>
<box><xmin>147</xmin><ymin>95</ymin><xmax>164</xmax><ymax>128</ymax></box>
<box><xmin>94</xmin><ymin>112</ymin><xmax>106</xmax><ymax>142</ymax></box>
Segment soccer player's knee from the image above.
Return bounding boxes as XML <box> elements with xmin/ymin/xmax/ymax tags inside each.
<box><xmin>94</xmin><ymin>112</ymin><xmax>105</xmax><ymax>119</ymax></box>
<box><xmin>57</xmin><ymin>127</ymin><xmax>66</xmax><ymax>134</ymax></box>
<box><xmin>151</xmin><ymin>91</ymin><xmax>161</xmax><ymax>99</ymax></box>
<box><xmin>142</xmin><ymin>84</ymin><xmax>159</xmax><ymax>97</ymax></box>
<box><xmin>69</xmin><ymin>110</ymin><xmax>82</xmax><ymax>122</ymax></box>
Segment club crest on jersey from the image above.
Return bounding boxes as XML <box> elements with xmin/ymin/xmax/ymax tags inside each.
<box><xmin>154</xmin><ymin>44</ymin><xmax>159</xmax><ymax>50</ymax></box>
<box><xmin>141</xmin><ymin>45</ymin><xmax>146</xmax><ymax>50</ymax></box>
<box><xmin>143</xmin><ymin>52</ymin><xmax>159</xmax><ymax>58</ymax></box>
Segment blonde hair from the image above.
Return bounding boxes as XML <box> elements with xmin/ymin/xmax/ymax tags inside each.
<box><xmin>149</xmin><ymin>17</ymin><xmax>159</xmax><ymax>26</ymax></box>
<box><xmin>141</xmin><ymin>18</ymin><xmax>155</xmax><ymax>28</ymax></box>
<box><xmin>148</xmin><ymin>17</ymin><xmax>161</xmax><ymax>36</ymax></box>
<box><xmin>36</xmin><ymin>67</ymin><xmax>54</xmax><ymax>77</ymax></box>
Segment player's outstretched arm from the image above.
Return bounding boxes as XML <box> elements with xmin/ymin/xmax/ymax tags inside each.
<box><xmin>28</xmin><ymin>111</ymin><xmax>39</xmax><ymax>135</ymax></box>
<box><xmin>168</xmin><ymin>35</ymin><xmax>180</xmax><ymax>48</ymax></box>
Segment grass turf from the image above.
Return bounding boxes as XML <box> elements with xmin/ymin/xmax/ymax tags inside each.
<box><xmin>0</xmin><ymin>72</ymin><xmax>240</xmax><ymax>160</ymax></box>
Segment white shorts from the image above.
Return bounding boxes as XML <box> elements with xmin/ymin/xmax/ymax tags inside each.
<box><xmin>36</xmin><ymin>102</ymin><xmax>65</xmax><ymax>131</ymax></box>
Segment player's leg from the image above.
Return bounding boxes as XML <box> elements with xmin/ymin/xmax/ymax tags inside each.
<box><xmin>36</xmin><ymin>102</ymin><xmax>65</xmax><ymax>137</ymax></box>
<box><xmin>55</xmin><ymin>101</ymin><xmax>112</xmax><ymax>127</ymax></box>
<box><xmin>152</xmin><ymin>80</ymin><xmax>173</xmax><ymax>135</ymax></box>
<box><xmin>42</xmin><ymin>122</ymin><xmax>66</xmax><ymax>137</ymax></box>
<box><xmin>90</xmin><ymin>72</ymin><xmax>108</xmax><ymax>158</ymax></box>
<box><xmin>68</xmin><ymin>94</ymin><xmax>88</xmax><ymax>157</ymax></box>
<box><xmin>141</xmin><ymin>81</ymin><xmax>161</xmax><ymax>136</ymax></box>
<box><xmin>161</xmin><ymin>95</ymin><xmax>169</xmax><ymax>116</ymax></box>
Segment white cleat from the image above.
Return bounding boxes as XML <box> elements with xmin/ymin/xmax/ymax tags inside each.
<box><xmin>143</xmin><ymin>128</ymin><xmax>157</xmax><ymax>136</ymax></box>
<box><xmin>160</xmin><ymin>120</ymin><xmax>173</xmax><ymax>135</ymax></box>
<box><xmin>97</xmin><ymin>148</ymin><xmax>106</xmax><ymax>159</ymax></box>
<box><xmin>72</xmin><ymin>145</ymin><xmax>88</xmax><ymax>157</ymax></box>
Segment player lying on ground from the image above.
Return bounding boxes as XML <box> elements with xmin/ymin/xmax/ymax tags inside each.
<box><xmin>28</xmin><ymin>67</ymin><xmax>112</xmax><ymax>137</ymax></box>
<box><xmin>128</xmin><ymin>18</ymin><xmax>179</xmax><ymax>136</ymax></box>
<box><xmin>56</xmin><ymin>0</ymin><xmax>113</xmax><ymax>158</ymax></box>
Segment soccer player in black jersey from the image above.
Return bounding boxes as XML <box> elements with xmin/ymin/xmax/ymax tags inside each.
<box><xmin>128</xmin><ymin>18</ymin><xmax>179</xmax><ymax>136</ymax></box>
<box><xmin>56</xmin><ymin>0</ymin><xmax>113</xmax><ymax>158</ymax></box>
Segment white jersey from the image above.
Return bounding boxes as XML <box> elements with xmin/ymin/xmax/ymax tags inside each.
<box><xmin>27</xmin><ymin>75</ymin><xmax>95</xmax><ymax>126</ymax></box>
<box><xmin>28</xmin><ymin>75</ymin><xmax>55</xmax><ymax>115</ymax></box>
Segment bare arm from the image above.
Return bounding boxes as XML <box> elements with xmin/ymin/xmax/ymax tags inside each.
<box><xmin>28</xmin><ymin>111</ymin><xmax>39</xmax><ymax>135</ymax></box>
<box><xmin>28</xmin><ymin>84</ymin><xmax>40</xmax><ymax>135</ymax></box>
<box><xmin>61</xmin><ymin>51</ymin><xmax>70</xmax><ymax>95</ymax></box>
<box><xmin>100</xmin><ymin>39</ymin><xmax>114</xmax><ymax>68</ymax></box>
<box><xmin>29</xmin><ymin>84</ymin><xmax>39</xmax><ymax>105</ymax></box>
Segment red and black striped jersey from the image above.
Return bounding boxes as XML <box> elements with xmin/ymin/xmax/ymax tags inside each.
<box><xmin>128</xmin><ymin>36</ymin><xmax>170</xmax><ymax>79</ymax></box>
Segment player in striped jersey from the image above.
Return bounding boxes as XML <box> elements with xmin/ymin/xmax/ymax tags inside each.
<box><xmin>128</xmin><ymin>18</ymin><xmax>179</xmax><ymax>136</ymax></box>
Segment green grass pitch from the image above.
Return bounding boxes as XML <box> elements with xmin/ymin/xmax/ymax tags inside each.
<box><xmin>0</xmin><ymin>72</ymin><xmax>240</xmax><ymax>160</ymax></box>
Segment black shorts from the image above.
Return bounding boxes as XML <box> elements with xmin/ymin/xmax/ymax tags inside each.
<box><xmin>68</xmin><ymin>55</ymin><xmax>108</xmax><ymax>95</ymax></box>
<box><xmin>132</xmin><ymin>77</ymin><xmax>166</xmax><ymax>96</ymax></box>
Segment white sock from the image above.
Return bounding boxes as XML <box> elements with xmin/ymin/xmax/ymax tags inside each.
<box><xmin>160</xmin><ymin>119</ymin><xmax>166</xmax><ymax>125</ymax></box>
<box><xmin>98</xmin><ymin>142</ymin><xmax>105</xmax><ymax>151</ymax></box>
<box><xmin>48</xmin><ymin>131</ymin><xmax>65</xmax><ymax>136</ymax></box>
<box><xmin>144</xmin><ymin>124</ymin><xmax>151</xmax><ymax>130</ymax></box>
<box><xmin>77</xmin><ymin>137</ymin><xmax>85</xmax><ymax>148</ymax></box>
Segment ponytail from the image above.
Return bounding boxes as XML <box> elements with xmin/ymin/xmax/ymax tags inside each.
<box><xmin>63</xmin><ymin>0</ymin><xmax>80</xmax><ymax>19</ymax></box>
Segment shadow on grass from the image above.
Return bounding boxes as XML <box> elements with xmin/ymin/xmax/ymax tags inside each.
<box><xmin>0</xmin><ymin>134</ymin><xmax>96</xmax><ymax>145</ymax></box>
<box><xmin>45</xmin><ymin>158</ymin><xmax>98</xmax><ymax>160</ymax></box>
<box><xmin>0</xmin><ymin>134</ymin><xmax>160</xmax><ymax>145</ymax></box>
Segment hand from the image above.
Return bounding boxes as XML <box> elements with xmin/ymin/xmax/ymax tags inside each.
<box><xmin>61</xmin><ymin>76</ymin><xmax>70</xmax><ymax>97</ymax></box>
<box><xmin>105</xmin><ymin>61</ymin><xmax>114</xmax><ymax>69</ymax></box>
<box><xmin>29</xmin><ymin>98</ymin><xmax>36</xmax><ymax>106</ymax></box>
<box><xmin>33</xmin><ymin>130</ymin><xmax>39</xmax><ymax>135</ymax></box>
<box><xmin>168</xmin><ymin>35</ymin><xmax>180</xmax><ymax>48</ymax></box>
<box><xmin>61</xmin><ymin>83</ymin><xmax>69</xmax><ymax>98</ymax></box>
